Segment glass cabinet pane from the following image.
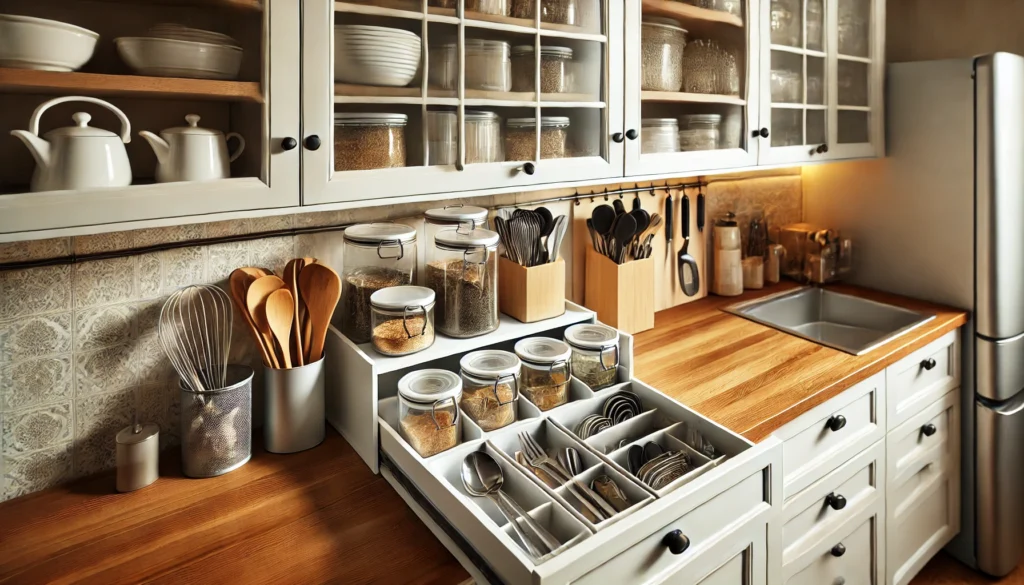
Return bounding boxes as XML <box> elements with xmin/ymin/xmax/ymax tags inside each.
<box><xmin>770</xmin><ymin>0</ymin><xmax>801</xmax><ymax>47</ymax></box>
<box><xmin>838</xmin><ymin>59</ymin><xmax>868</xmax><ymax>106</ymax></box>
<box><xmin>806</xmin><ymin>0</ymin><xmax>824</xmax><ymax>52</ymax></box>
<box><xmin>838</xmin><ymin>110</ymin><xmax>869</xmax><ymax>143</ymax></box>
<box><xmin>837</xmin><ymin>0</ymin><xmax>870</xmax><ymax>57</ymax></box>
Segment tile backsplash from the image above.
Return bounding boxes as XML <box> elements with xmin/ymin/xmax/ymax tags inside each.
<box><xmin>0</xmin><ymin>171</ymin><xmax>801</xmax><ymax>501</ymax></box>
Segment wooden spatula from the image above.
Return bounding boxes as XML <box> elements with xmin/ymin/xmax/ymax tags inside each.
<box><xmin>246</xmin><ymin>275</ymin><xmax>286</xmax><ymax>369</ymax></box>
<box><xmin>266</xmin><ymin>288</ymin><xmax>295</xmax><ymax>369</ymax></box>
<box><xmin>229</xmin><ymin>268</ymin><xmax>273</xmax><ymax>367</ymax></box>
<box><xmin>298</xmin><ymin>262</ymin><xmax>341</xmax><ymax>363</ymax></box>
<box><xmin>284</xmin><ymin>258</ymin><xmax>305</xmax><ymax>367</ymax></box>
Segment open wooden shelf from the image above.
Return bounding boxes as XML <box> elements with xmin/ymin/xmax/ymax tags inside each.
<box><xmin>102</xmin><ymin>0</ymin><xmax>262</xmax><ymax>10</ymax></box>
<box><xmin>641</xmin><ymin>0</ymin><xmax>743</xmax><ymax>39</ymax></box>
<box><xmin>0</xmin><ymin>69</ymin><xmax>264</xmax><ymax>103</ymax></box>
<box><xmin>641</xmin><ymin>90</ymin><xmax>745</xmax><ymax>105</ymax></box>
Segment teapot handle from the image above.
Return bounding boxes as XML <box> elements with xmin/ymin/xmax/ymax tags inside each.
<box><xmin>28</xmin><ymin>96</ymin><xmax>132</xmax><ymax>144</ymax></box>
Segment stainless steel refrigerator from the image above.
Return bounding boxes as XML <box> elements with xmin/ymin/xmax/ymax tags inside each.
<box><xmin>802</xmin><ymin>52</ymin><xmax>1024</xmax><ymax>577</ymax></box>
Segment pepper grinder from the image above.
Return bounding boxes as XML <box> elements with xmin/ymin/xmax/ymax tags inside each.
<box><xmin>712</xmin><ymin>212</ymin><xmax>743</xmax><ymax>296</ymax></box>
<box><xmin>116</xmin><ymin>413</ymin><xmax>159</xmax><ymax>493</ymax></box>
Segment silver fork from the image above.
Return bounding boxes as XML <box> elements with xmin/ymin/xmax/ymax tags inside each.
<box><xmin>518</xmin><ymin>433</ymin><xmax>618</xmax><ymax>520</ymax></box>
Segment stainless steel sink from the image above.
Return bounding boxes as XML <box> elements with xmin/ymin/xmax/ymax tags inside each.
<box><xmin>723</xmin><ymin>287</ymin><xmax>936</xmax><ymax>356</ymax></box>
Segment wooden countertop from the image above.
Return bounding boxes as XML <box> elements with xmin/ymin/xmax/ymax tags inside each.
<box><xmin>633</xmin><ymin>283</ymin><xmax>969</xmax><ymax>443</ymax></box>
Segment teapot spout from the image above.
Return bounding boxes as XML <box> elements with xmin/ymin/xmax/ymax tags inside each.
<box><xmin>139</xmin><ymin>131</ymin><xmax>170</xmax><ymax>164</ymax></box>
<box><xmin>10</xmin><ymin>130</ymin><xmax>51</xmax><ymax>170</ymax></box>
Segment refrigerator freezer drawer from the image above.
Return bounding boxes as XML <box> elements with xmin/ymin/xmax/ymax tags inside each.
<box><xmin>976</xmin><ymin>334</ymin><xmax>1024</xmax><ymax>401</ymax></box>
<box><xmin>976</xmin><ymin>389</ymin><xmax>1024</xmax><ymax>577</ymax></box>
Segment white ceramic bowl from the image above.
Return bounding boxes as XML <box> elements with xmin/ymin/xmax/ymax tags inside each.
<box><xmin>335</xmin><ymin>26</ymin><xmax>421</xmax><ymax>87</ymax></box>
<box><xmin>116</xmin><ymin>37</ymin><xmax>243</xmax><ymax>80</ymax></box>
<box><xmin>0</xmin><ymin>14</ymin><xmax>98</xmax><ymax>71</ymax></box>
<box><xmin>335</xmin><ymin>24</ymin><xmax>420</xmax><ymax>40</ymax></box>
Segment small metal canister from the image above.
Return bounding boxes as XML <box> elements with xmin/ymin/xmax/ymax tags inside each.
<box><xmin>116</xmin><ymin>423</ymin><xmax>159</xmax><ymax>492</ymax></box>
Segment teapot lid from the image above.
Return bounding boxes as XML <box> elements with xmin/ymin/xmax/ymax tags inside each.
<box><xmin>162</xmin><ymin>114</ymin><xmax>222</xmax><ymax>136</ymax></box>
<box><xmin>45</xmin><ymin>112</ymin><xmax>120</xmax><ymax>139</ymax></box>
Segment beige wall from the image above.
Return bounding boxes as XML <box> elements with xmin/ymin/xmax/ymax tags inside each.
<box><xmin>888</xmin><ymin>0</ymin><xmax>1024</xmax><ymax>62</ymax></box>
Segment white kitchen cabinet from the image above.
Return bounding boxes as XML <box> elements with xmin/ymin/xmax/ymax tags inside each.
<box><xmin>656</xmin><ymin>516</ymin><xmax>769</xmax><ymax>585</ymax></box>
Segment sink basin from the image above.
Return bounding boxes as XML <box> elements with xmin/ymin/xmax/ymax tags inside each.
<box><xmin>723</xmin><ymin>287</ymin><xmax>936</xmax><ymax>356</ymax></box>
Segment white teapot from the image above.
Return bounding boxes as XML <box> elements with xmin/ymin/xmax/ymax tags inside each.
<box><xmin>10</xmin><ymin>96</ymin><xmax>132</xmax><ymax>193</ymax></box>
<box><xmin>139</xmin><ymin>115</ymin><xmax>245</xmax><ymax>183</ymax></box>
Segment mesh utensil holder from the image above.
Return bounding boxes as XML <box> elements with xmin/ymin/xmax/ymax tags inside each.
<box><xmin>179</xmin><ymin>364</ymin><xmax>254</xmax><ymax>478</ymax></box>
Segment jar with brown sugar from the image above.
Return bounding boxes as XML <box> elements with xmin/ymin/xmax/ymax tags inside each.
<box><xmin>459</xmin><ymin>350</ymin><xmax>520</xmax><ymax>431</ymax></box>
<box><xmin>398</xmin><ymin>369</ymin><xmax>462</xmax><ymax>458</ymax></box>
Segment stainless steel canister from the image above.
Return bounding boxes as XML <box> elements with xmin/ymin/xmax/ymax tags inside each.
<box><xmin>179</xmin><ymin>364</ymin><xmax>253</xmax><ymax>478</ymax></box>
<box><xmin>264</xmin><ymin>357</ymin><xmax>326</xmax><ymax>454</ymax></box>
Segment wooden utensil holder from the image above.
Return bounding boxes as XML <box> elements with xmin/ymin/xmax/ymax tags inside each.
<box><xmin>498</xmin><ymin>256</ymin><xmax>566</xmax><ymax>323</ymax></box>
<box><xmin>584</xmin><ymin>248</ymin><xmax>655</xmax><ymax>334</ymax></box>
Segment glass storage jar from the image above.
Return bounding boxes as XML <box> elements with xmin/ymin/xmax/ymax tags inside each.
<box><xmin>424</xmin><ymin>205</ymin><xmax>489</xmax><ymax>253</ymax></box>
<box><xmin>505</xmin><ymin>117</ymin><xmax>569</xmax><ymax>161</ymax></box>
<box><xmin>398</xmin><ymin>369</ymin><xmax>462</xmax><ymax>457</ymax></box>
<box><xmin>466</xmin><ymin>110</ymin><xmax>504</xmax><ymax>163</ymax></box>
<box><xmin>467</xmin><ymin>0</ymin><xmax>509</xmax><ymax>15</ymax></box>
<box><xmin>641</xmin><ymin>118</ymin><xmax>680</xmax><ymax>154</ymax></box>
<box><xmin>370</xmin><ymin>286</ymin><xmax>436</xmax><ymax>357</ymax></box>
<box><xmin>460</xmin><ymin>350</ymin><xmax>520</xmax><ymax>431</ymax></box>
<box><xmin>427</xmin><ymin>228</ymin><xmax>500</xmax><ymax>337</ymax></box>
<box><xmin>770</xmin><ymin>0</ymin><xmax>800</xmax><ymax>47</ymax></box>
<box><xmin>431</xmin><ymin>39</ymin><xmax>511</xmax><ymax>92</ymax></box>
<box><xmin>340</xmin><ymin>223</ymin><xmax>417</xmax><ymax>344</ymax></box>
<box><xmin>679</xmin><ymin>113</ymin><xmax>721</xmax><ymax>151</ymax></box>
<box><xmin>514</xmin><ymin>337</ymin><xmax>571</xmax><ymax>411</ymax></box>
<box><xmin>510</xmin><ymin>0</ymin><xmax>578</xmax><ymax>25</ymax></box>
<box><xmin>426</xmin><ymin>110</ymin><xmax>457</xmax><ymax>166</ymax></box>
<box><xmin>511</xmin><ymin>45</ymin><xmax>574</xmax><ymax>93</ymax></box>
<box><xmin>564</xmin><ymin>323</ymin><xmax>619</xmax><ymax>390</ymax></box>
<box><xmin>770</xmin><ymin>68</ymin><xmax>802</xmax><ymax>103</ymax></box>
<box><xmin>641</xmin><ymin>16</ymin><xmax>687</xmax><ymax>92</ymax></box>
<box><xmin>428</xmin><ymin>42</ymin><xmax>458</xmax><ymax>90</ymax></box>
<box><xmin>334</xmin><ymin>113</ymin><xmax>407</xmax><ymax>171</ymax></box>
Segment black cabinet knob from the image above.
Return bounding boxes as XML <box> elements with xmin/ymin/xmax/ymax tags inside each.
<box><xmin>816</xmin><ymin>144</ymin><xmax>829</xmax><ymax>154</ymax></box>
<box><xmin>662</xmin><ymin>530</ymin><xmax>690</xmax><ymax>555</ymax></box>
<box><xmin>831</xmin><ymin>543</ymin><xmax>846</xmax><ymax>557</ymax></box>
<box><xmin>625</xmin><ymin>129</ymin><xmax>639</xmax><ymax>140</ymax></box>
<box><xmin>922</xmin><ymin>423</ymin><xmax>938</xmax><ymax>437</ymax></box>
<box><xmin>826</xmin><ymin>492</ymin><xmax>847</xmax><ymax>510</ymax></box>
<box><xmin>612</xmin><ymin>132</ymin><xmax>625</xmax><ymax>143</ymax></box>
<box><xmin>281</xmin><ymin>137</ymin><xmax>297</xmax><ymax>151</ymax></box>
<box><xmin>520</xmin><ymin>162</ymin><xmax>536</xmax><ymax>175</ymax></box>
<box><xmin>826</xmin><ymin>415</ymin><xmax>847</xmax><ymax>432</ymax></box>
<box><xmin>753</xmin><ymin>127</ymin><xmax>770</xmax><ymax>138</ymax></box>
<box><xmin>921</xmin><ymin>357</ymin><xmax>937</xmax><ymax>371</ymax></box>
<box><xmin>304</xmin><ymin>135</ymin><xmax>322</xmax><ymax>151</ymax></box>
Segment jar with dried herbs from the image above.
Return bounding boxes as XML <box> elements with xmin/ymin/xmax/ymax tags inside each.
<box><xmin>505</xmin><ymin>117</ymin><xmax>569</xmax><ymax>161</ymax></box>
<box><xmin>515</xmin><ymin>337</ymin><xmax>571</xmax><ymax>411</ymax></box>
<box><xmin>398</xmin><ymin>369</ymin><xmax>462</xmax><ymax>458</ymax></box>
<box><xmin>564</xmin><ymin>323</ymin><xmax>619</xmax><ymax>390</ymax></box>
<box><xmin>459</xmin><ymin>350</ymin><xmax>520</xmax><ymax>431</ymax></box>
<box><xmin>340</xmin><ymin>223</ymin><xmax>417</xmax><ymax>344</ymax></box>
<box><xmin>426</xmin><ymin>228</ymin><xmax>500</xmax><ymax>338</ymax></box>
<box><xmin>641</xmin><ymin>16</ymin><xmax>687</xmax><ymax>92</ymax></box>
<box><xmin>370</xmin><ymin>286</ymin><xmax>436</xmax><ymax>357</ymax></box>
<box><xmin>334</xmin><ymin>113</ymin><xmax>407</xmax><ymax>171</ymax></box>
<box><xmin>510</xmin><ymin>0</ymin><xmax>578</xmax><ymax>25</ymax></box>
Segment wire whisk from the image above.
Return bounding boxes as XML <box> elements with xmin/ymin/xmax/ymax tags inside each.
<box><xmin>159</xmin><ymin>284</ymin><xmax>234</xmax><ymax>392</ymax></box>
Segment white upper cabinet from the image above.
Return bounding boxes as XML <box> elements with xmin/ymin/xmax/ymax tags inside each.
<box><xmin>0</xmin><ymin>0</ymin><xmax>301</xmax><ymax>239</ymax></box>
<box><xmin>301</xmin><ymin>0</ymin><xmax>625</xmax><ymax>205</ymax></box>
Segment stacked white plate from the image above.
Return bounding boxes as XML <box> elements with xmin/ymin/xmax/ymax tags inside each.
<box><xmin>335</xmin><ymin>24</ymin><xmax>421</xmax><ymax>87</ymax></box>
<box><xmin>116</xmin><ymin>23</ymin><xmax>243</xmax><ymax>80</ymax></box>
<box><xmin>148</xmin><ymin>23</ymin><xmax>241</xmax><ymax>48</ymax></box>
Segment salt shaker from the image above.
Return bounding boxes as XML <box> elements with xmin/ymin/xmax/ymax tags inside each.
<box><xmin>116</xmin><ymin>422</ymin><xmax>159</xmax><ymax>492</ymax></box>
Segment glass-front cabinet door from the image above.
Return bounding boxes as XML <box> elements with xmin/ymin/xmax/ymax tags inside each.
<box><xmin>827</xmin><ymin>0</ymin><xmax>882</xmax><ymax>159</ymax></box>
<box><xmin>623</xmin><ymin>0</ymin><xmax>761</xmax><ymax>177</ymax></box>
<box><xmin>302</xmin><ymin>0</ymin><xmax>624</xmax><ymax>205</ymax></box>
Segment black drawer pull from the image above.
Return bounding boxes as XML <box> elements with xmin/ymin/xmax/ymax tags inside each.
<box><xmin>826</xmin><ymin>492</ymin><xmax>847</xmax><ymax>510</ymax></box>
<box><xmin>826</xmin><ymin>415</ymin><xmax>847</xmax><ymax>432</ymax></box>
<box><xmin>922</xmin><ymin>423</ymin><xmax>938</xmax><ymax>437</ymax></box>
<box><xmin>662</xmin><ymin>530</ymin><xmax>690</xmax><ymax>555</ymax></box>
<box><xmin>831</xmin><ymin>543</ymin><xmax>846</xmax><ymax>557</ymax></box>
<box><xmin>921</xmin><ymin>357</ymin><xmax>937</xmax><ymax>371</ymax></box>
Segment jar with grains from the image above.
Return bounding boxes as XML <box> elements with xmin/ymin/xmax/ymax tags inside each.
<box><xmin>641</xmin><ymin>16</ymin><xmax>687</xmax><ymax>92</ymax></box>
<box><xmin>430</xmin><ymin>39</ymin><xmax>511</xmax><ymax>92</ymax></box>
<box><xmin>510</xmin><ymin>0</ymin><xmax>578</xmax><ymax>26</ymax></box>
<box><xmin>564</xmin><ymin>323</ymin><xmax>619</xmax><ymax>390</ymax></box>
<box><xmin>398</xmin><ymin>369</ymin><xmax>462</xmax><ymax>458</ymax></box>
<box><xmin>424</xmin><ymin>205</ymin><xmax>489</xmax><ymax>254</ymax></box>
<box><xmin>679</xmin><ymin>113</ymin><xmax>720</xmax><ymax>151</ymax></box>
<box><xmin>641</xmin><ymin>118</ymin><xmax>679</xmax><ymax>154</ymax></box>
<box><xmin>515</xmin><ymin>337</ymin><xmax>571</xmax><ymax>411</ymax></box>
<box><xmin>465</xmin><ymin>110</ymin><xmax>504</xmax><ymax>163</ymax></box>
<box><xmin>340</xmin><ymin>223</ymin><xmax>417</xmax><ymax>344</ymax></box>
<box><xmin>511</xmin><ymin>45</ymin><xmax>574</xmax><ymax>93</ymax></box>
<box><xmin>505</xmin><ymin>117</ymin><xmax>569</xmax><ymax>161</ymax></box>
<box><xmin>460</xmin><ymin>350</ymin><xmax>520</xmax><ymax>431</ymax></box>
<box><xmin>334</xmin><ymin>113</ymin><xmax>407</xmax><ymax>171</ymax></box>
<box><xmin>426</xmin><ymin>228</ymin><xmax>500</xmax><ymax>337</ymax></box>
<box><xmin>370</xmin><ymin>286</ymin><xmax>436</xmax><ymax>357</ymax></box>
<box><xmin>426</xmin><ymin>110</ymin><xmax>457</xmax><ymax>166</ymax></box>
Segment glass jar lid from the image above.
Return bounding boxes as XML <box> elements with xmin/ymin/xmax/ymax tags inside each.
<box><xmin>425</xmin><ymin>205</ymin><xmax>488</xmax><ymax>224</ymax></box>
<box><xmin>435</xmin><ymin>227</ymin><xmax>500</xmax><ymax>249</ymax></box>
<box><xmin>680</xmin><ymin>114</ymin><xmax>722</xmax><ymax>124</ymax></box>
<box><xmin>370</xmin><ymin>285</ymin><xmax>435</xmax><ymax>310</ymax></box>
<box><xmin>507</xmin><ymin>116</ymin><xmax>571</xmax><ymax>129</ymax></box>
<box><xmin>564</xmin><ymin>323</ymin><xmax>618</xmax><ymax>350</ymax></box>
<box><xmin>398</xmin><ymin>369</ymin><xmax>462</xmax><ymax>404</ymax></box>
<box><xmin>515</xmin><ymin>337</ymin><xmax>572</xmax><ymax>365</ymax></box>
<box><xmin>461</xmin><ymin>350</ymin><xmax>521</xmax><ymax>379</ymax></box>
<box><xmin>344</xmin><ymin>222</ymin><xmax>417</xmax><ymax>244</ymax></box>
<box><xmin>334</xmin><ymin>112</ymin><xmax>408</xmax><ymax>127</ymax></box>
<box><xmin>642</xmin><ymin>117</ymin><xmax>679</xmax><ymax>127</ymax></box>
<box><xmin>466</xmin><ymin>110</ymin><xmax>502</xmax><ymax>122</ymax></box>
<box><xmin>642</xmin><ymin>15</ymin><xmax>687</xmax><ymax>31</ymax></box>
<box><xmin>436</xmin><ymin>38</ymin><xmax>510</xmax><ymax>54</ymax></box>
<box><xmin>511</xmin><ymin>45</ymin><xmax>573</xmax><ymax>59</ymax></box>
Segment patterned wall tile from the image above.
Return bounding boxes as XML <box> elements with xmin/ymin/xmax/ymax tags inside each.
<box><xmin>206</xmin><ymin>242</ymin><xmax>248</xmax><ymax>284</ymax></box>
<box><xmin>73</xmin><ymin>232</ymin><xmax>134</xmax><ymax>255</ymax></box>
<box><xmin>129</xmin><ymin>335</ymin><xmax>174</xmax><ymax>386</ymax></box>
<box><xmin>131</xmin><ymin>298</ymin><xmax>164</xmax><ymax>339</ymax></box>
<box><xmin>75</xmin><ymin>304</ymin><xmax>134</xmax><ymax>352</ymax></box>
<box><xmin>0</xmin><ymin>238</ymin><xmax>71</xmax><ymax>264</ymax></box>
<box><xmin>0</xmin><ymin>313</ymin><xmax>73</xmax><ymax>363</ymax></box>
<box><xmin>132</xmin><ymin>224</ymin><xmax>204</xmax><ymax>248</ymax></box>
<box><xmin>136</xmin><ymin>248</ymin><xmax>206</xmax><ymax>298</ymax></box>
<box><xmin>204</xmin><ymin>219</ymin><xmax>251</xmax><ymax>239</ymax></box>
<box><xmin>73</xmin><ymin>389</ymin><xmax>132</xmax><ymax>478</ymax></box>
<box><xmin>3</xmin><ymin>442</ymin><xmax>72</xmax><ymax>501</ymax></box>
<box><xmin>73</xmin><ymin>257</ymin><xmax>134</xmax><ymax>309</ymax></box>
<box><xmin>75</xmin><ymin>344</ymin><xmax>135</xmax><ymax>397</ymax></box>
<box><xmin>248</xmin><ymin>236</ymin><xmax>294</xmax><ymax>276</ymax></box>
<box><xmin>136</xmin><ymin>253</ymin><xmax>161</xmax><ymax>299</ymax></box>
<box><xmin>2</xmin><ymin>403</ymin><xmax>73</xmax><ymax>455</ymax></box>
<box><xmin>1</xmin><ymin>356</ymin><xmax>74</xmax><ymax>411</ymax></box>
<box><xmin>0</xmin><ymin>265</ymin><xmax>71</xmax><ymax>322</ymax></box>
<box><xmin>248</xmin><ymin>215</ymin><xmax>294</xmax><ymax>233</ymax></box>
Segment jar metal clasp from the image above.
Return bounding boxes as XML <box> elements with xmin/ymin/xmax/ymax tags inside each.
<box><xmin>491</xmin><ymin>373</ymin><xmax>518</xmax><ymax>406</ymax></box>
<box><xmin>548</xmin><ymin>359</ymin><xmax>570</xmax><ymax>378</ymax></box>
<box><xmin>430</xmin><ymin>396</ymin><xmax>459</xmax><ymax>431</ymax></box>
<box><xmin>402</xmin><ymin>304</ymin><xmax>428</xmax><ymax>339</ymax></box>
<box><xmin>455</xmin><ymin>219</ymin><xmax>475</xmax><ymax>234</ymax></box>
<box><xmin>599</xmin><ymin>345</ymin><xmax>620</xmax><ymax>372</ymax></box>
<box><xmin>376</xmin><ymin>238</ymin><xmax>405</xmax><ymax>260</ymax></box>
<box><xmin>460</xmin><ymin>246</ymin><xmax>490</xmax><ymax>282</ymax></box>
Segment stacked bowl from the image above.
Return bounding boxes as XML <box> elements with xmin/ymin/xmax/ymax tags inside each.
<box><xmin>335</xmin><ymin>25</ymin><xmax>421</xmax><ymax>87</ymax></box>
<box><xmin>116</xmin><ymin>24</ymin><xmax>243</xmax><ymax>80</ymax></box>
<box><xmin>0</xmin><ymin>14</ymin><xmax>98</xmax><ymax>71</ymax></box>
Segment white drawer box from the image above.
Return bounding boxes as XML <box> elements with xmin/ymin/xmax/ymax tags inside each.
<box><xmin>886</xmin><ymin>389</ymin><xmax>960</xmax><ymax>489</ymax></box>
<box><xmin>776</xmin><ymin>371</ymin><xmax>886</xmax><ymax>499</ymax></box>
<box><xmin>783</xmin><ymin>498</ymin><xmax>886</xmax><ymax>585</ymax></box>
<box><xmin>782</xmin><ymin>439</ymin><xmax>885</xmax><ymax>563</ymax></box>
<box><xmin>886</xmin><ymin>330</ymin><xmax>960</xmax><ymax>430</ymax></box>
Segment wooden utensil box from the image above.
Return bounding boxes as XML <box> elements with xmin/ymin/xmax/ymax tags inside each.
<box><xmin>498</xmin><ymin>257</ymin><xmax>567</xmax><ymax>323</ymax></box>
<box><xmin>583</xmin><ymin>248</ymin><xmax>655</xmax><ymax>334</ymax></box>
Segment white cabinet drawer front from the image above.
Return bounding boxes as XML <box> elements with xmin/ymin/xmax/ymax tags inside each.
<box><xmin>782</xmin><ymin>440</ymin><xmax>884</xmax><ymax>559</ymax></box>
<box><xmin>786</xmin><ymin>515</ymin><xmax>881</xmax><ymax>585</ymax></box>
<box><xmin>654</xmin><ymin>518</ymin><xmax>769</xmax><ymax>585</ymax></box>
<box><xmin>887</xmin><ymin>390</ymin><xmax>959</xmax><ymax>488</ymax></box>
<box><xmin>886</xmin><ymin>330</ymin><xmax>959</xmax><ymax>430</ymax></box>
<box><xmin>888</xmin><ymin>470</ymin><xmax>959</xmax><ymax>585</ymax></box>
<box><xmin>780</xmin><ymin>372</ymin><xmax>885</xmax><ymax>498</ymax></box>
<box><xmin>573</xmin><ymin>470</ymin><xmax>768</xmax><ymax>585</ymax></box>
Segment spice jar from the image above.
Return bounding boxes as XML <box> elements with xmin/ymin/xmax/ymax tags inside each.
<box><xmin>334</xmin><ymin>113</ymin><xmax>407</xmax><ymax>171</ymax></box>
<box><xmin>510</xmin><ymin>0</ymin><xmax>578</xmax><ymax>25</ymax></box>
<box><xmin>641</xmin><ymin>118</ymin><xmax>680</xmax><ymax>154</ymax></box>
<box><xmin>515</xmin><ymin>337</ymin><xmax>571</xmax><ymax>411</ymax></box>
<box><xmin>465</xmin><ymin>110</ymin><xmax>504</xmax><ymax>163</ymax></box>
<box><xmin>641</xmin><ymin>16</ymin><xmax>687</xmax><ymax>92</ymax></box>
<box><xmin>506</xmin><ymin>117</ymin><xmax>569</xmax><ymax>161</ymax></box>
<box><xmin>679</xmin><ymin>114</ymin><xmax>721</xmax><ymax>152</ymax></box>
<box><xmin>398</xmin><ymin>369</ymin><xmax>462</xmax><ymax>458</ymax></box>
<box><xmin>460</xmin><ymin>350</ymin><xmax>520</xmax><ymax>431</ymax></box>
<box><xmin>511</xmin><ymin>45</ymin><xmax>574</xmax><ymax>93</ymax></box>
<box><xmin>340</xmin><ymin>223</ymin><xmax>417</xmax><ymax>343</ymax></box>
<box><xmin>426</xmin><ymin>110</ymin><xmax>457</xmax><ymax>166</ymax></box>
<box><xmin>564</xmin><ymin>323</ymin><xmax>619</xmax><ymax>390</ymax></box>
<box><xmin>370</xmin><ymin>286</ymin><xmax>436</xmax><ymax>356</ymax></box>
<box><xmin>430</xmin><ymin>39</ymin><xmax>511</xmax><ymax>92</ymax></box>
<box><xmin>427</xmin><ymin>228</ymin><xmax>500</xmax><ymax>338</ymax></box>
<box><xmin>425</xmin><ymin>205</ymin><xmax>488</xmax><ymax>252</ymax></box>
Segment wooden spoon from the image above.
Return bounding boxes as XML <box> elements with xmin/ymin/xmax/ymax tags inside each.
<box><xmin>284</xmin><ymin>258</ymin><xmax>305</xmax><ymax>367</ymax></box>
<box><xmin>246</xmin><ymin>275</ymin><xmax>286</xmax><ymax>369</ymax></box>
<box><xmin>229</xmin><ymin>268</ymin><xmax>272</xmax><ymax>367</ymax></box>
<box><xmin>266</xmin><ymin>288</ymin><xmax>295</xmax><ymax>369</ymax></box>
<box><xmin>298</xmin><ymin>263</ymin><xmax>341</xmax><ymax>363</ymax></box>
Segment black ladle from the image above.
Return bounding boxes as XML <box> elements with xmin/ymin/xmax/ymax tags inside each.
<box><xmin>592</xmin><ymin>205</ymin><xmax>616</xmax><ymax>257</ymax></box>
<box><xmin>612</xmin><ymin>213</ymin><xmax>637</xmax><ymax>264</ymax></box>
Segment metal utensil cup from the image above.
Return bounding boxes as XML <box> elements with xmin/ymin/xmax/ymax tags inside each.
<box><xmin>264</xmin><ymin>357</ymin><xmax>326</xmax><ymax>454</ymax></box>
<box><xmin>179</xmin><ymin>364</ymin><xmax>253</xmax><ymax>478</ymax></box>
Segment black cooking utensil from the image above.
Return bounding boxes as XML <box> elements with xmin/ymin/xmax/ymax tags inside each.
<box><xmin>537</xmin><ymin>206</ymin><xmax>554</xmax><ymax>237</ymax></box>
<box><xmin>613</xmin><ymin>198</ymin><xmax>626</xmax><ymax>216</ymax></box>
<box><xmin>612</xmin><ymin>213</ymin><xmax>637</xmax><ymax>264</ymax></box>
<box><xmin>697</xmin><ymin>192</ymin><xmax>705</xmax><ymax>232</ymax></box>
<box><xmin>643</xmin><ymin>441</ymin><xmax>664</xmax><ymax>463</ymax></box>
<box><xmin>586</xmin><ymin>218</ymin><xmax>600</xmax><ymax>254</ymax></box>
<box><xmin>678</xmin><ymin>237</ymin><xmax>700</xmax><ymax>296</ymax></box>
<box><xmin>682</xmin><ymin>194</ymin><xmax>690</xmax><ymax>240</ymax></box>
<box><xmin>592</xmin><ymin>205</ymin><xmax>616</xmax><ymax>258</ymax></box>
<box><xmin>632</xmin><ymin>196</ymin><xmax>641</xmax><ymax>211</ymax></box>
<box><xmin>628</xmin><ymin>444</ymin><xmax>645</xmax><ymax>475</ymax></box>
<box><xmin>665</xmin><ymin>194</ymin><xmax>673</xmax><ymax>245</ymax></box>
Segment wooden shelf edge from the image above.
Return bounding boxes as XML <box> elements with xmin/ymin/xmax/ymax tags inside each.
<box><xmin>333</xmin><ymin>1</ymin><xmax>595</xmax><ymax>35</ymax></box>
<box><xmin>641</xmin><ymin>0</ymin><xmax>744</xmax><ymax>28</ymax></box>
<box><xmin>0</xmin><ymin>69</ymin><xmax>263</xmax><ymax>103</ymax></box>
<box><xmin>641</xmin><ymin>91</ymin><xmax>745</xmax><ymax>105</ymax></box>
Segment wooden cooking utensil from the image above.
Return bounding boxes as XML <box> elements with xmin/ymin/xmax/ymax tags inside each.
<box><xmin>284</xmin><ymin>259</ymin><xmax>305</xmax><ymax>367</ymax></box>
<box><xmin>229</xmin><ymin>268</ymin><xmax>273</xmax><ymax>367</ymax></box>
<box><xmin>266</xmin><ymin>288</ymin><xmax>295</xmax><ymax>369</ymax></box>
<box><xmin>298</xmin><ymin>263</ymin><xmax>341</xmax><ymax>363</ymax></box>
<box><xmin>246</xmin><ymin>275</ymin><xmax>286</xmax><ymax>369</ymax></box>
